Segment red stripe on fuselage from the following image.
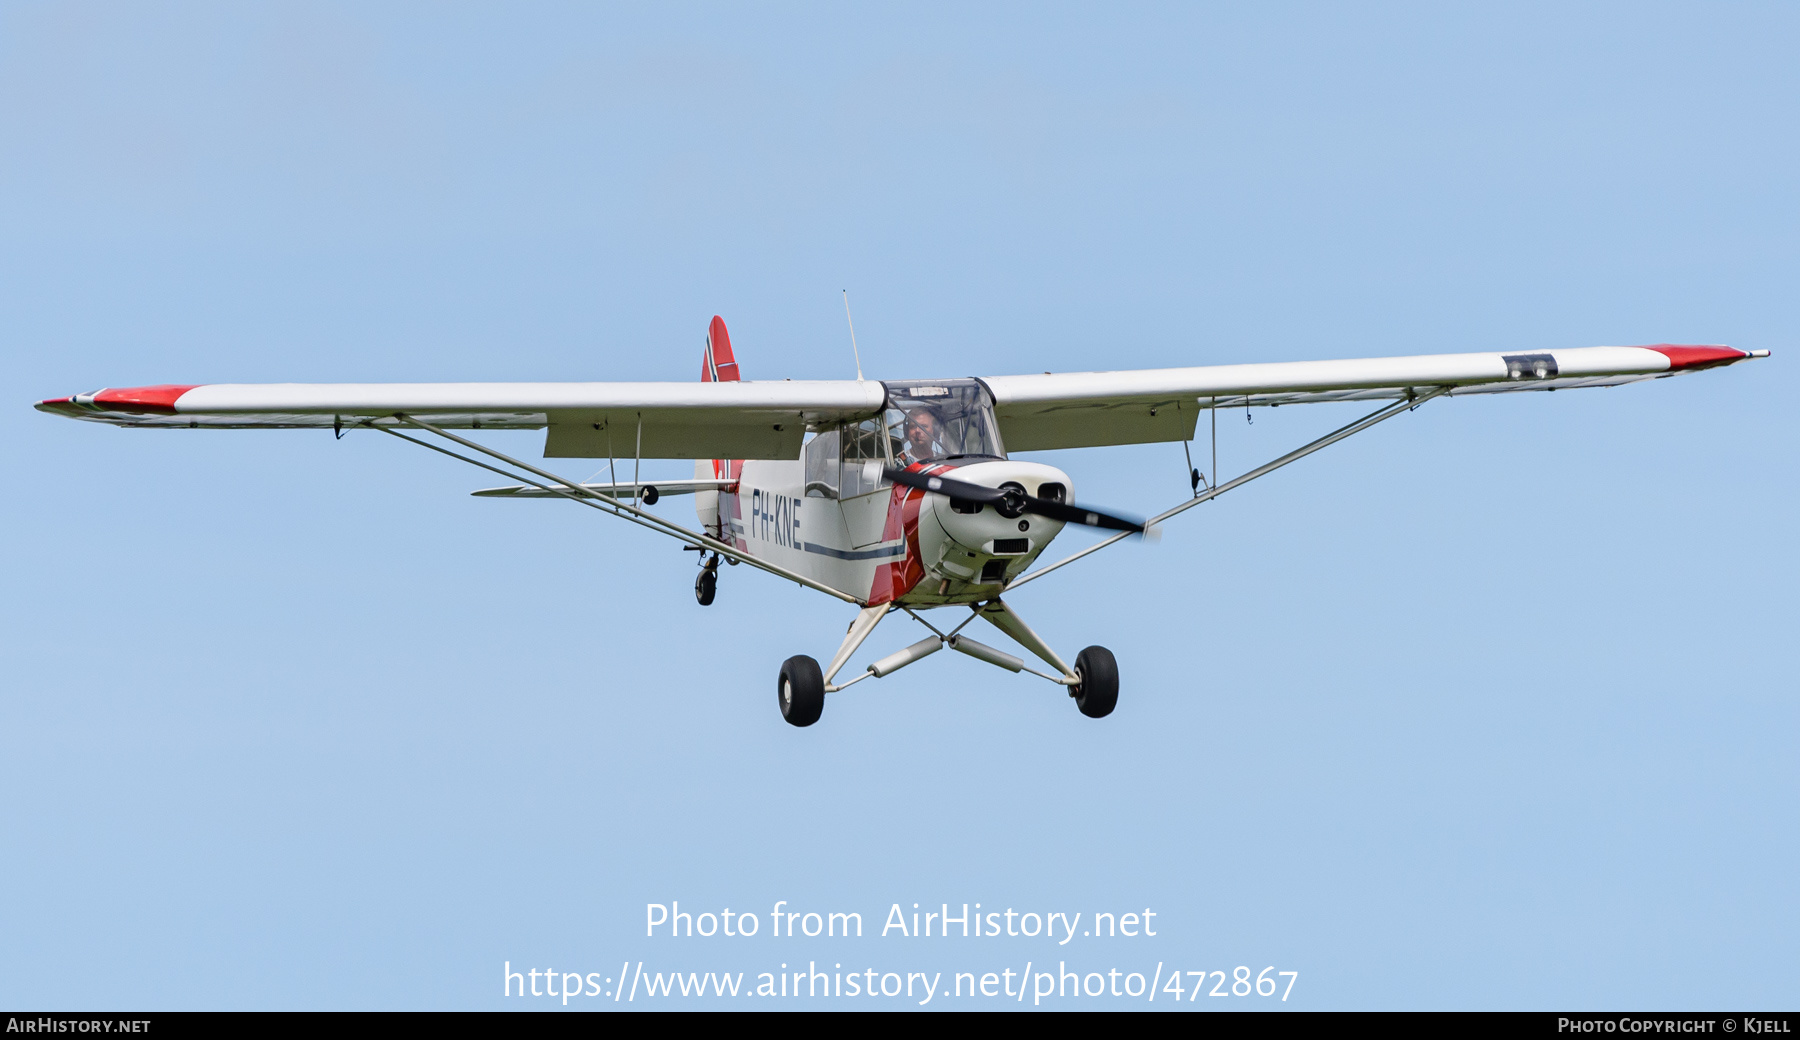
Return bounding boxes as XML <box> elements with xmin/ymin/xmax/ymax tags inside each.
<box><xmin>867</xmin><ymin>463</ymin><xmax>941</xmax><ymax>605</ymax></box>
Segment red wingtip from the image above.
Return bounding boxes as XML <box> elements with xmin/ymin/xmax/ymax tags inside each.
<box><xmin>36</xmin><ymin>385</ymin><xmax>197</xmax><ymax>416</ymax></box>
<box><xmin>1639</xmin><ymin>345</ymin><xmax>1749</xmax><ymax>371</ymax></box>
<box><xmin>94</xmin><ymin>385</ymin><xmax>197</xmax><ymax>412</ymax></box>
<box><xmin>34</xmin><ymin>396</ymin><xmax>80</xmax><ymax>416</ymax></box>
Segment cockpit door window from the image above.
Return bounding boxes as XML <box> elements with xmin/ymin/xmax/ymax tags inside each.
<box><xmin>839</xmin><ymin>416</ymin><xmax>891</xmax><ymax>498</ymax></box>
<box><xmin>803</xmin><ymin>427</ymin><xmax>840</xmax><ymax>498</ymax></box>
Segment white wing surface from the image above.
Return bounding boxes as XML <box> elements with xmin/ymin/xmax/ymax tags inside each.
<box><xmin>982</xmin><ymin>344</ymin><xmax>1767</xmax><ymax>451</ymax></box>
<box><xmin>35</xmin><ymin>343</ymin><xmax>1767</xmax><ymax>457</ymax></box>
<box><xmin>35</xmin><ymin>380</ymin><xmax>887</xmax><ymax>460</ymax></box>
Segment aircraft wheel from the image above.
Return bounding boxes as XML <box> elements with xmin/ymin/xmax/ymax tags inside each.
<box><xmin>694</xmin><ymin>566</ymin><xmax>717</xmax><ymax>606</ymax></box>
<box><xmin>1072</xmin><ymin>645</ymin><xmax>1118</xmax><ymax>719</ymax></box>
<box><xmin>778</xmin><ymin>655</ymin><xmax>825</xmax><ymax>727</ymax></box>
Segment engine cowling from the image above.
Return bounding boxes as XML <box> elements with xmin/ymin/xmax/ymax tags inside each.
<box><xmin>910</xmin><ymin>460</ymin><xmax>1071</xmax><ymax>602</ymax></box>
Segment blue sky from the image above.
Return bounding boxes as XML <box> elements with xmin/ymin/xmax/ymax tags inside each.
<box><xmin>1</xmin><ymin>2</ymin><xmax>1794</xmax><ymax>1010</ymax></box>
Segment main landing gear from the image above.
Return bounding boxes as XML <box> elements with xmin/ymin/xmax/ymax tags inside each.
<box><xmin>778</xmin><ymin>655</ymin><xmax>825</xmax><ymax>727</ymax></box>
<box><xmin>694</xmin><ymin>553</ymin><xmax>720</xmax><ymax>606</ymax></box>
<box><xmin>1071</xmin><ymin>645</ymin><xmax>1118</xmax><ymax>718</ymax></box>
<box><xmin>775</xmin><ymin>600</ymin><xmax>1119</xmax><ymax>727</ymax></box>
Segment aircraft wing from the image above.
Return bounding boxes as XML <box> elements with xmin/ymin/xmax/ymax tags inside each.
<box><xmin>34</xmin><ymin>380</ymin><xmax>887</xmax><ymax>460</ymax></box>
<box><xmin>981</xmin><ymin>344</ymin><xmax>1769</xmax><ymax>451</ymax></box>
<box><xmin>34</xmin><ymin>344</ymin><xmax>1770</xmax><ymax>457</ymax></box>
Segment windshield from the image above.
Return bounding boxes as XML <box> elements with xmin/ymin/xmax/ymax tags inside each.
<box><xmin>882</xmin><ymin>379</ymin><xmax>1005</xmax><ymax>465</ymax></box>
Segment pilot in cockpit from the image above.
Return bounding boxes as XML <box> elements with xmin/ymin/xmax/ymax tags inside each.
<box><xmin>901</xmin><ymin>407</ymin><xmax>945</xmax><ymax>464</ymax></box>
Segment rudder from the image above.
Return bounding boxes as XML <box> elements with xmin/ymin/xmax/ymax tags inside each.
<box><xmin>697</xmin><ymin>315</ymin><xmax>742</xmax><ymax>543</ymax></box>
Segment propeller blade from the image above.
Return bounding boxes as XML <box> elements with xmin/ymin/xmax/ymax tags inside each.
<box><xmin>884</xmin><ymin>466</ymin><xmax>1146</xmax><ymax>534</ymax></box>
<box><xmin>882</xmin><ymin>466</ymin><xmax>1004</xmax><ymax>505</ymax></box>
<box><xmin>1022</xmin><ymin>497</ymin><xmax>1145</xmax><ymax>534</ymax></box>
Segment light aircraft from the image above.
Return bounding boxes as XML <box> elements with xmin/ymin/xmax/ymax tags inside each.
<box><xmin>37</xmin><ymin>318</ymin><xmax>1768</xmax><ymax>726</ymax></box>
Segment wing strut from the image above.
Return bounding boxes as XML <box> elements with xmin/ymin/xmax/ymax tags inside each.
<box><xmin>1005</xmin><ymin>386</ymin><xmax>1454</xmax><ymax>592</ymax></box>
<box><xmin>381</xmin><ymin>414</ymin><xmax>861</xmax><ymax>604</ymax></box>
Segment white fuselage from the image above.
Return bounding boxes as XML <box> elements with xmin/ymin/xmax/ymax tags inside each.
<box><xmin>697</xmin><ymin>455</ymin><xmax>1071</xmax><ymax>606</ymax></box>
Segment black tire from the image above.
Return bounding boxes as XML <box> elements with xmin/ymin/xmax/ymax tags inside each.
<box><xmin>641</xmin><ymin>485</ymin><xmax>660</xmax><ymax>505</ymax></box>
<box><xmin>694</xmin><ymin>567</ymin><xmax>717</xmax><ymax>606</ymax></box>
<box><xmin>778</xmin><ymin>655</ymin><xmax>825</xmax><ymax>727</ymax></box>
<box><xmin>1073</xmin><ymin>645</ymin><xmax>1118</xmax><ymax>719</ymax></box>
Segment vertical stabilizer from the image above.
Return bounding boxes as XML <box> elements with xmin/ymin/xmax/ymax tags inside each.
<box><xmin>701</xmin><ymin>315</ymin><xmax>740</xmax><ymax>383</ymax></box>
<box><xmin>698</xmin><ymin>316</ymin><xmax>742</xmax><ymax>542</ymax></box>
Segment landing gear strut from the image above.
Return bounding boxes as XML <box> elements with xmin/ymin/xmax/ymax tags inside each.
<box><xmin>777</xmin><ymin>600</ymin><xmax>1121</xmax><ymax>727</ymax></box>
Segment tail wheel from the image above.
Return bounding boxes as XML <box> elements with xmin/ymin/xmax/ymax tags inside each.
<box><xmin>778</xmin><ymin>655</ymin><xmax>825</xmax><ymax>727</ymax></box>
<box><xmin>1072</xmin><ymin>645</ymin><xmax>1118</xmax><ymax>718</ymax></box>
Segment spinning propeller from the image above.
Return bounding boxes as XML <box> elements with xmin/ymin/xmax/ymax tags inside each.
<box><xmin>882</xmin><ymin>467</ymin><xmax>1146</xmax><ymax>534</ymax></box>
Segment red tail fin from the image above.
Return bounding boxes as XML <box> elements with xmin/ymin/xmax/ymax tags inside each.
<box><xmin>699</xmin><ymin>316</ymin><xmax>744</xmax><ymax>497</ymax></box>
<box><xmin>701</xmin><ymin>316</ymin><xmax>740</xmax><ymax>382</ymax></box>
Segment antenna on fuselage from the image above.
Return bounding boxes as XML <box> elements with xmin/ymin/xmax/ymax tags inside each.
<box><xmin>842</xmin><ymin>290</ymin><xmax>866</xmax><ymax>382</ymax></box>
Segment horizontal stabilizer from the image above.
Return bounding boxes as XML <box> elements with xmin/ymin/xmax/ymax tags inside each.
<box><xmin>471</xmin><ymin>478</ymin><xmax>734</xmax><ymax>499</ymax></box>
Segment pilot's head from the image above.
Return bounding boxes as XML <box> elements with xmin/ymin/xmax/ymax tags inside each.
<box><xmin>905</xmin><ymin>408</ymin><xmax>942</xmax><ymax>453</ymax></box>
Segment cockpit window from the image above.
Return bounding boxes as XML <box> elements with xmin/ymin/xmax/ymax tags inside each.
<box><xmin>883</xmin><ymin>379</ymin><xmax>1006</xmax><ymax>465</ymax></box>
